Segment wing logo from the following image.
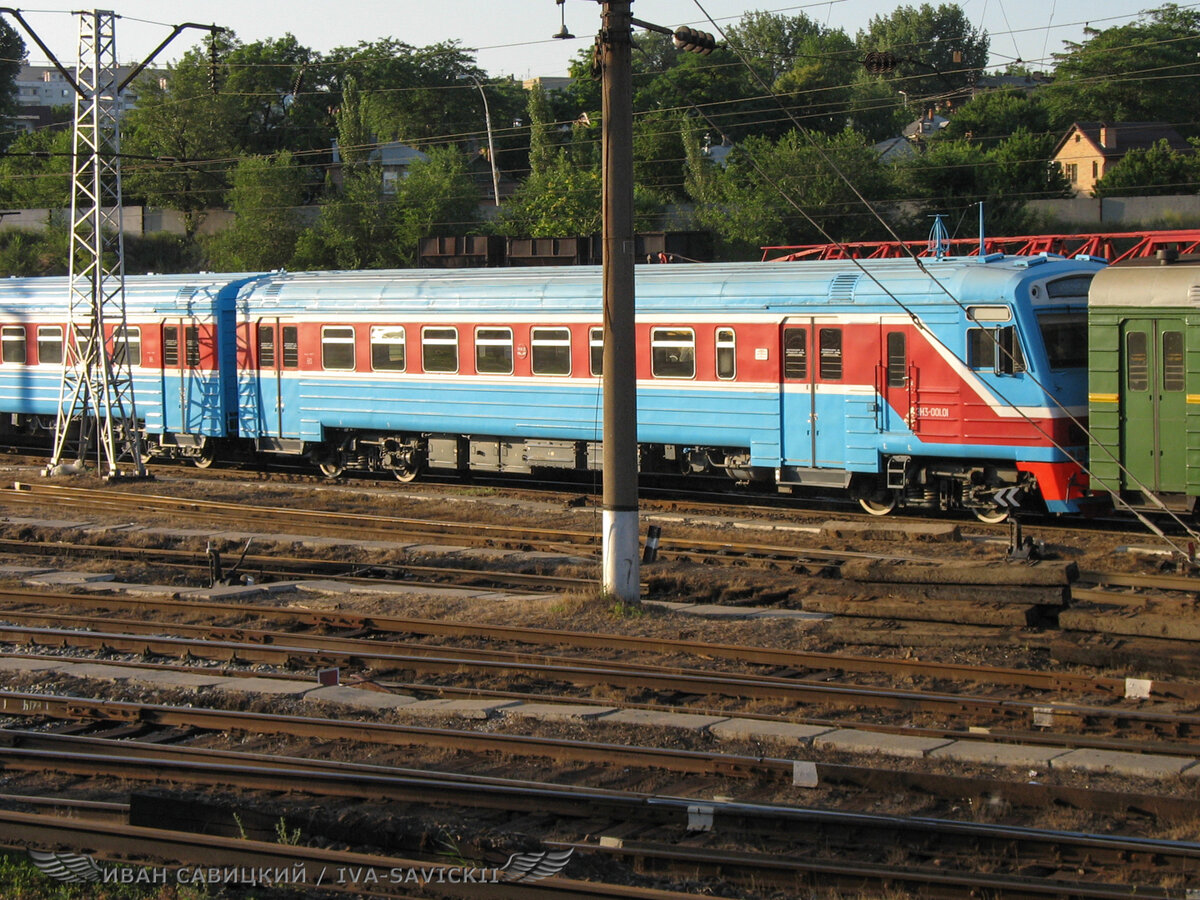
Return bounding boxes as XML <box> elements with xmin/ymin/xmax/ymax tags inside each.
<box><xmin>27</xmin><ymin>850</ymin><xmax>103</xmax><ymax>883</ymax></box>
<box><xmin>500</xmin><ymin>847</ymin><xmax>574</xmax><ymax>882</ymax></box>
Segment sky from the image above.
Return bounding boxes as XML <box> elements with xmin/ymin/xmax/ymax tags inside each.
<box><xmin>7</xmin><ymin>1</ymin><xmax>1162</xmax><ymax>79</ymax></box>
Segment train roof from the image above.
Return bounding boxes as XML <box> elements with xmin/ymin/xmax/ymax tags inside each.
<box><xmin>236</xmin><ymin>255</ymin><xmax>1105</xmax><ymax>313</ymax></box>
<box><xmin>1089</xmin><ymin>257</ymin><xmax>1200</xmax><ymax>308</ymax></box>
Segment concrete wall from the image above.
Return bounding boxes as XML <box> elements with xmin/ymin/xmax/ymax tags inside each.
<box><xmin>1027</xmin><ymin>194</ymin><xmax>1200</xmax><ymax>228</ymax></box>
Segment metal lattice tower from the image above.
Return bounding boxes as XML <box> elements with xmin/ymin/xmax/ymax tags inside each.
<box><xmin>47</xmin><ymin>9</ymin><xmax>147</xmax><ymax>479</ymax></box>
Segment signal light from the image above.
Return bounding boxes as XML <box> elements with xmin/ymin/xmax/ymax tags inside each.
<box><xmin>673</xmin><ymin>26</ymin><xmax>716</xmax><ymax>55</ymax></box>
<box><xmin>863</xmin><ymin>51</ymin><xmax>897</xmax><ymax>74</ymax></box>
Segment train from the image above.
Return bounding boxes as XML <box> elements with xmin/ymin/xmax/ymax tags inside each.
<box><xmin>1088</xmin><ymin>253</ymin><xmax>1200</xmax><ymax>513</ymax></box>
<box><xmin>0</xmin><ymin>253</ymin><xmax>1108</xmax><ymax>521</ymax></box>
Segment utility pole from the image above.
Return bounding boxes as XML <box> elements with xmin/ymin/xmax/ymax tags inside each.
<box><xmin>590</xmin><ymin>2</ymin><xmax>714</xmax><ymax>603</ymax></box>
<box><xmin>0</xmin><ymin>9</ymin><xmax>220</xmax><ymax>479</ymax></box>
<box><xmin>596</xmin><ymin>0</ymin><xmax>639</xmax><ymax>603</ymax></box>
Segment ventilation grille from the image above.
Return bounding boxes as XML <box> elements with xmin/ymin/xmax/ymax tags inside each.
<box><xmin>828</xmin><ymin>272</ymin><xmax>861</xmax><ymax>301</ymax></box>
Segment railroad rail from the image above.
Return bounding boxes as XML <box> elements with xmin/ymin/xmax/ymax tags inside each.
<box><xmin>0</xmin><ymin>586</ymin><xmax>1189</xmax><ymax>701</ymax></box>
<box><xmin>0</xmin><ymin>725</ymin><xmax>1194</xmax><ymax>897</ymax></box>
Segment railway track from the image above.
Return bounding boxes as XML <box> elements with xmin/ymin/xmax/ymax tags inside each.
<box><xmin>1</xmin><ymin>699</ymin><xmax>1196</xmax><ymax>898</ymax></box>
<box><xmin>3</xmin><ymin>475</ymin><xmax>1200</xmax><ymax>896</ymax></box>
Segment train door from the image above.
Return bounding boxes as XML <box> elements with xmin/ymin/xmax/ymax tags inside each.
<box><xmin>254</xmin><ymin>318</ymin><xmax>283</xmax><ymax>437</ymax></box>
<box><xmin>877</xmin><ymin>326</ymin><xmax>913</xmax><ymax>435</ymax></box>
<box><xmin>159</xmin><ymin>319</ymin><xmax>201</xmax><ymax>434</ymax></box>
<box><xmin>780</xmin><ymin>319</ymin><xmax>814</xmax><ymax>467</ymax></box>
<box><xmin>1120</xmin><ymin>319</ymin><xmax>1186</xmax><ymax>493</ymax></box>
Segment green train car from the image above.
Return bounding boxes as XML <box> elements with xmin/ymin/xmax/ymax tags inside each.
<box><xmin>1088</xmin><ymin>255</ymin><xmax>1200</xmax><ymax>510</ymax></box>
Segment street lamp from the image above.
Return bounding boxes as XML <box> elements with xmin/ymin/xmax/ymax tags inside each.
<box><xmin>457</xmin><ymin>74</ymin><xmax>500</xmax><ymax>207</ymax></box>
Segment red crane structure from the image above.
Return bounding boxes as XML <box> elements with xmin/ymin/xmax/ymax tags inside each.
<box><xmin>762</xmin><ymin>229</ymin><xmax>1200</xmax><ymax>263</ymax></box>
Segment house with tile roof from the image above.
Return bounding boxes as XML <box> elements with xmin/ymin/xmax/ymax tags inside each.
<box><xmin>1052</xmin><ymin>122</ymin><xmax>1192</xmax><ymax>196</ymax></box>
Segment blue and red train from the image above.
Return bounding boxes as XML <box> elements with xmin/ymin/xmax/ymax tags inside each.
<box><xmin>0</xmin><ymin>254</ymin><xmax>1105</xmax><ymax>521</ymax></box>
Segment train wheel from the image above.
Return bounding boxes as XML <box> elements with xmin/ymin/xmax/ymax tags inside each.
<box><xmin>392</xmin><ymin>462</ymin><xmax>420</xmax><ymax>483</ymax></box>
<box><xmin>192</xmin><ymin>448</ymin><xmax>216</xmax><ymax>469</ymax></box>
<box><xmin>972</xmin><ymin>505</ymin><xmax>1009</xmax><ymax>524</ymax></box>
<box><xmin>318</xmin><ymin>461</ymin><xmax>345</xmax><ymax>478</ymax></box>
<box><xmin>858</xmin><ymin>491</ymin><xmax>897</xmax><ymax>516</ymax></box>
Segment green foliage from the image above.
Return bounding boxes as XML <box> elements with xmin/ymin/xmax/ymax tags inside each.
<box><xmin>203</xmin><ymin>152</ymin><xmax>306</xmax><ymax>270</ymax></box>
<box><xmin>492</xmin><ymin>153</ymin><xmax>601</xmax><ymax>238</ymax></box>
<box><xmin>390</xmin><ymin>146</ymin><xmax>481</xmax><ymax>264</ymax></box>
<box><xmin>1094</xmin><ymin>138</ymin><xmax>1200</xmax><ymax>197</ymax></box>
<box><xmin>0</xmin><ymin>21</ymin><xmax>25</xmax><ymax>153</ymax></box>
<box><xmin>685</xmin><ymin>128</ymin><xmax>896</xmax><ymax>258</ymax></box>
<box><xmin>936</xmin><ymin>90</ymin><xmax>1053</xmax><ymax>147</ymax></box>
<box><xmin>894</xmin><ymin>128</ymin><xmax>1071</xmax><ymax>233</ymax></box>
<box><xmin>325</xmin><ymin>38</ymin><xmax>485</xmax><ymax>147</ymax></box>
<box><xmin>0</xmin><ymin>127</ymin><xmax>72</xmax><ymax>207</ymax></box>
<box><xmin>292</xmin><ymin>165</ymin><xmax>394</xmax><ymax>270</ymax></box>
<box><xmin>121</xmin><ymin>34</ymin><xmax>241</xmax><ymax>235</ymax></box>
<box><xmin>0</xmin><ymin>225</ymin><xmax>69</xmax><ymax>275</ymax></box>
<box><xmin>857</xmin><ymin>3</ymin><xmax>989</xmax><ymax>104</ymax></box>
<box><xmin>1040</xmin><ymin>4</ymin><xmax>1200</xmax><ymax>135</ymax></box>
<box><xmin>0</xmin><ymin>850</ymin><xmax>207</xmax><ymax>899</ymax></box>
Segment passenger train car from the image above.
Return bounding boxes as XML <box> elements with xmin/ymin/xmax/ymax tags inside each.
<box><xmin>1088</xmin><ymin>255</ymin><xmax>1200</xmax><ymax>511</ymax></box>
<box><xmin>0</xmin><ymin>254</ymin><xmax>1105</xmax><ymax>520</ymax></box>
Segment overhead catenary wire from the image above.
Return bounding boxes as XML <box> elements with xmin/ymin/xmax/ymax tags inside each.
<box><xmin>685</xmin><ymin>0</ymin><xmax>1200</xmax><ymax>550</ymax></box>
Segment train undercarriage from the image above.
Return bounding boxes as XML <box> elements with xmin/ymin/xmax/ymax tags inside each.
<box><xmin>140</xmin><ymin>427</ymin><xmax>1029</xmax><ymax>523</ymax></box>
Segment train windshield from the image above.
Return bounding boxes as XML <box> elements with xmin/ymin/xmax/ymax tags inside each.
<box><xmin>1036</xmin><ymin>312</ymin><xmax>1087</xmax><ymax>369</ymax></box>
<box><xmin>1035</xmin><ymin>275</ymin><xmax>1092</xmax><ymax>369</ymax></box>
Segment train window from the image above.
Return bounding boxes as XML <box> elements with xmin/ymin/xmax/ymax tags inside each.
<box><xmin>370</xmin><ymin>326</ymin><xmax>405</xmax><ymax>372</ymax></box>
<box><xmin>651</xmin><ymin>328</ymin><xmax>695</xmax><ymax>378</ymax></box>
<box><xmin>783</xmin><ymin>328</ymin><xmax>807</xmax><ymax>379</ymax></box>
<box><xmin>422</xmin><ymin>327</ymin><xmax>458</xmax><ymax>373</ymax></box>
<box><xmin>475</xmin><ymin>327</ymin><xmax>513</xmax><ymax>375</ymax></box>
<box><xmin>589</xmin><ymin>327</ymin><xmax>603</xmax><ymax>376</ymax></box>
<box><xmin>112</xmin><ymin>326</ymin><xmax>141</xmax><ymax>367</ymax></box>
<box><xmin>0</xmin><ymin>326</ymin><xmax>25</xmax><ymax>364</ymax></box>
<box><xmin>1036</xmin><ymin>312</ymin><xmax>1087</xmax><ymax>369</ymax></box>
<box><xmin>257</xmin><ymin>324</ymin><xmax>275</xmax><ymax>368</ymax></box>
<box><xmin>37</xmin><ymin>326</ymin><xmax>62</xmax><ymax>364</ymax></box>
<box><xmin>968</xmin><ymin>328</ymin><xmax>1024</xmax><ymax>372</ymax></box>
<box><xmin>1125</xmin><ymin>332</ymin><xmax>1149</xmax><ymax>392</ymax></box>
<box><xmin>967</xmin><ymin>306</ymin><xmax>1010</xmax><ymax>322</ymax></box>
<box><xmin>282</xmin><ymin>326</ymin><xmax>299</xmax><ymax>368</ymax></box>
<box><xmin>818</xmin><ymin>328</ymin><xmax>842</xmax><ymax>380</ymax></box>
<box><xmin>1163</xmin><ymin>331</ymin><xmax>1185</xmax><ymax>392</ymax></box>
<box><xmin>886</xmin><ymin>332</ymin><xmax>906</xmax><ymax>387</ymax></box>
<box><xmin>163</xmin><ymin>326</ymin><xmax>178</xmax><ymax>366</ymax></box>
<box><xmin>716</xmin><ymin>328</ymin><xmax>736</xmax><ymax>380</ymax></box>
<box><xmin>321</xmin><ymin>325</ymin><xmax>356</xmax><ymax>370</ymax></box>
<box><xmin>1045</xmin><ymin>275</ymin><xmax>1093</xmax><ymax>300</ymax></box>
<box><xmin>184</xmin><ymin>326</ymin><xmax>200</xmax><ymax>367</ymax></box>
<box><xmin>531</xmin><ymin>327</ymin><xmax>571</xmax><ymax>376</ymax></box>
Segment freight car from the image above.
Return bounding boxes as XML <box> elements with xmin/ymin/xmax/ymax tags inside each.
<box><xmin>0</xmin><ymin>254</ymin><xmax>1104</xmax><ymax>520</ymax></box>
<box><xmin>1088</xmin><ymin>254</ymin><xmax>1200</xmax><ymax>511</ymax></box>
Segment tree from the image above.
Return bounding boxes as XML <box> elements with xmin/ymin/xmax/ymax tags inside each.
<box><xmin>728</xmin><ymin>12</ymin><xmax>862</xmax><ymax>136</ymax></box>
<box><xmin>1040</xmin><ymin>4</ymin><xmax>1200</xmax><ymax>136</ymax></box>
<box><xmin>492</xmin><ymin>153</ymin><xmax>601</xmax><ymax>237</ymax></box>
<box><xmin>936</xmin><ymin>89</ymin><xmax>1053</xmax><ymax>147</ymax></box>
<box><xmin>0</xmin><ymin>125</ymin><xmax>72</xmax><ymax>207</ymax></box>
<box><xmin>204</xmin><ymin>152</ymin><xmax>307</xmax><ymax>270</ymax></box>
<box><xmin>1094</xmin><ymin>139</ymin><xmax>1200</xmax><ymax>197</ymax></box>
<box><xmin>390</xmin><ymin>146</ymin><xmax>481</xmax><ymax>264</ymax></box>
<box><xmin>218</xmin><ymin>34</ymin><xmax>333</xmax><ymax>160</ymax></box>
<box><xmin>0</xmin><ymin>19</ymin><xmax>26</xmax><ymax>153</ymax></box>
<box><xmin>894</xmin><ymin>129</ymin><xmax>1071</xmax><ymax>234</ymax></box>
<box><xmin>121</xmin><ymin>31</ymin><xmax>243</xmax><ymax>236</ymax></box>
<box><xmin>857</xmin><ymin>4</ymin><xmax>989</xmax><ymax>107</ymax></box>
<box><xmin>684</xmin><ymin>129</ymin><xmax>896</xmax><ymax>258</ymax></box>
